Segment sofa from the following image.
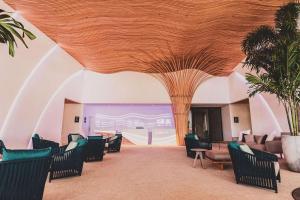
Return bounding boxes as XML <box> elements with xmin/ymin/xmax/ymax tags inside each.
<box><xmin>241</xmin><ymin>133</ymin><xmax>283</xmax><ymax>157</ymax></box>
<box><xmin>184</xmin><ymin>133</ymin><xmax>212</xmax><ymax>158</ymax></box>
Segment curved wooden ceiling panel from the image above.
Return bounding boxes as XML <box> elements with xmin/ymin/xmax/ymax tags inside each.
<box><xmin>5</xmin><ymin>0</ymin><xmax>288</xmax><ymax>75</ymax></box>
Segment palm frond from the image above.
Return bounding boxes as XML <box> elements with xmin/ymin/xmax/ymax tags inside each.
<box><xmin>0</xmin><ymin>9</ymin><xmax>36</xmax><ymax>57</ymax></box>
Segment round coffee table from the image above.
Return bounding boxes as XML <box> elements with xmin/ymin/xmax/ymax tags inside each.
<box><xmin>191</xmin><ymin>148</ymin><xmax>207</xmax><ymax>169</ymax></box>
<box><xmin>292</xmin><ymin>188</ymin><xmax>300</xmax><ymax>200</ymax></box>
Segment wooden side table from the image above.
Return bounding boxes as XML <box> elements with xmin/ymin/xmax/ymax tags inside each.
<box><xmin>191</xmin><ymin>148</ymin><xmax>207</xmax><ymax>169</ymax></box>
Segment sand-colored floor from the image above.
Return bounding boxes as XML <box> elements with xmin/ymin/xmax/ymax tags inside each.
<box><xmin>44</xmin><ymin>146</ymin><xmax>300</xmax><ymax>200</ymax></box>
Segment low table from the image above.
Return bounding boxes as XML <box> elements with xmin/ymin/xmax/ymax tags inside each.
<box><xmin>191</xmin><ymin>148</ymin><xmax>207</xmax><ymax>169</ymax></box>
<box><xmin>205</xmin><ymin>150</ymin><xmax>231</xmax><ymax>170</ymax></box>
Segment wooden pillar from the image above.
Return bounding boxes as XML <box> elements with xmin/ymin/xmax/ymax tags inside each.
<box><xmin>171</xmin><ymin>96</ymin><xmax>192</xmax><ymax>145</ymax></box>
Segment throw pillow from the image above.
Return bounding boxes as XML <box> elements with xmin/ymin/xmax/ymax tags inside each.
<box><xmin>239</xmin><ymin>144</ymin><xmax>254</xmax><ymax>155</ymax></box>
<box><xmin>238</xmin><ymin>130</ymin><xmax>251</xmax><ymax>141</ymax></box>
<box><xmin>2</xmin><ymin>147</ymin><xmax>52</xmax><ymax>161</ymax></box>
<box><xmin>254</xmin><ymin>135</ymin><xmax>268</xmax><ymax>144</ymax></box>
<box><xmin>194</xmin><ymin>134</ymin><xmax>199</xmax><ymax>140</ymax></box>
<box><xmin>71</xmin><ymin>135</ymin><xmax>81</xmax><ymax>142</ymax></box>
<box><xmin>244</xmin><ymin>134</ymin><xmax>255</xmax><ymax>143</ymax></box>
<box><xmin>266</xmin><ymin>130</ymin><xmax>277</xmax><ymax>141</ymax></box>
<box><xmin>65</xmin><ymin>141</ymin><xmax>78</xmax><ymax>152</ymax></box>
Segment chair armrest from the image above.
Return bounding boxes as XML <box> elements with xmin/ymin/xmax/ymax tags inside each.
<box><xmin>251</xmin><ymin>148</ymin><xmax>278</xmax><ymax>162</ymax></box>
<box><xmin>57</xmin><ymin>145</ymin><xmax>68</xmax><ymax>155</ymax></box>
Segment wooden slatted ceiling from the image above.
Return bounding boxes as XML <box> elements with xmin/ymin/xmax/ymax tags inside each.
<box><xmin>5</xmin><ymin>0</ymin><xmax>288</xmax><ymax>75</ymax></box>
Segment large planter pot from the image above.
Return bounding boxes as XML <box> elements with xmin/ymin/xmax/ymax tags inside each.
<box><xmin>282</xmin><ymin>135</ymin><xmax>300</xmax><ymax>172</ymax></box>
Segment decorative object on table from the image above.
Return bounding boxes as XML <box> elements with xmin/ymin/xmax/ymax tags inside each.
<box><xmin>228</xmin><ymin>142</ymin><xmax>280</xmax><ymax>193</ymax></box>
<box><xmin>67</xmin><ymin>133</ymin><xmax>85</xmax><ymax>144</ymax></box>
<box><xmin>191</xmin><ymin>148</ymin><xmax>207</xmax><ymax>169</ymax></box>
<box><xmin>292</xmin><ymin>188</ymin><xmax>300</xmax><ymax>200</ymax></box>
<box><xmin>242</xmin><ymin>2</ymin><xmax>300</xmax><ymax>172</ymax></box>
<box><xmin>49</xmin><ymin>138</ymin><xmax>87</xmax><ymax>182</ymax></box>
<box><xmin>184</xmin><ymin>133</ymin><xmax>212</xmax><ymax>158</ymax></box>
<box><xmin>107</xmin><ymin>134</ymin><xmax>122</xmax><ymax>153</ymax></box>
<box><xmin>85</xmin><ymin>136</ymin><xmax>106</xmax><ymax>162</ymax></box>
<box><xmin>0</xmin><ymin>9</ymin><xmax>36</xmax><ymax>56</ymax></box>
<box><xmin>0</xmin><ymin>148</ymin><xmax>52</xmax><ymax>200</ymax></box>
<box><xmin>32</xmin><ymin>133</ymin><xmax>59</xmax><ymax>154</ymax></box>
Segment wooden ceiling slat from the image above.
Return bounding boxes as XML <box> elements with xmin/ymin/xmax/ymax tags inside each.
<box><xmin>5</xmin><ymin>0</ymin><xmax>288</xmax><ymax>75</ymax></box>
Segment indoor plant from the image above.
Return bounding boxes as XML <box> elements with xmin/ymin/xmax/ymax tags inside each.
<box><xmin>242</xmin><ymin>2</ymin><xmax>300</xmax><ymax>172</ymax></box>
<box><xmin>0</xmin><ymin>9</ymin><xmax>36</xmax><ymax>56</ymax></box>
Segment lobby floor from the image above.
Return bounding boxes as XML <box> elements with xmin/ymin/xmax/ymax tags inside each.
<box><xmin>44</xmin><ymin>146</ymin><xmax>300</xmax><ymax>200</ymax></box>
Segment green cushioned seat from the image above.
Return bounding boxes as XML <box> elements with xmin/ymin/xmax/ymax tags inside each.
<box><xmin>2</xmin><ymin>147</ymin><xmax>52</xmax><ymax>161</ymax></box>
<box><xmin>228</xmin><ymin>141</ymin><xmax>240</xmax><ymax>150</ymax></box>
<box><xmin>77</xmin><ymin>139</ymin><xmax>88</xmax><ymax>147</ymax></box>
<box><xmin>88</xmin><ymin>136</ymin><xmax>103</xmax><ymax>140</ymax></box>
<box><xmin>185</xmin><ymin>133</ymin><xmax>199</xmax><ymax>140</ymax></box>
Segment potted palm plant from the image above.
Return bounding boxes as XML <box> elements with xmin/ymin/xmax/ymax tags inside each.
<box><xmin>242</xmin><ymin>2</ymin><xmax>300</xmax><ymax>172</ymax></box>
<box><xmin>0</xmin><ymin>9</ymin><xmax>36</xmax><ymax>56</ymax></box>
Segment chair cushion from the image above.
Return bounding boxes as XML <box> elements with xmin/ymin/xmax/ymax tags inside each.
<box><xmin>65</xmin><ymin>141</ymin><xmax>78</xmax><ymax>151</ymax></box>
<box><xmin>77</xmin><ymin>139</ymin><xmax>88</xmax><ymax>147</ymax></box>
<box><xmin>2</xmin><ymin>147</ymin><xmax>52</xmax><ymax>161</ymax></box>
<box><xmin>228</xmin><ymin>141</ymin><xmax>240</xmax><ymax>150</ymax></box>
<box><xmin>88</xmin><ymin>136</ymin><xmax>102</xmax><ymax>140</ymax></box>
<box><xmin>71</xmin><ymin>135</ymin><xmax>81</xmax><ymax>142</ymax></box>
<box><xmin>239</xmin><ymin>144</ymin><xmax>254</xmax><ymax>155</ymax></box>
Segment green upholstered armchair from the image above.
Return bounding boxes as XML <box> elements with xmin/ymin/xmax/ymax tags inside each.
<box><xmin>0</xmin><ymin>148</ymin><xmax>52</xmax><ymax>200</ymax></box>
<box><xmin>49</xmin><ymin>138</ymin><xmax>88</xmax><ymax>182</ymax></box>
<box><xmin>184</xmin><ymin>133</ymin><xmax>212</xmax><ymax>158</ymax></box>
<box><xmin>85</xmin><ymin>136</ymin><xmax>106</xmax><ymax>162</ymax></box>
<box><xmin>32</xmin><ymin>133</ymin><xmax>59</xmax><ymax>154</ymax></box>
<box><xmin>228</xmin><ymin>142</ymin><xmax>280</xmax><ymax>193</ymax></box>
<box><xmin>107</xmin><ymin>134</ymin><xmax>122</xmax><ymax>153</ymax></box>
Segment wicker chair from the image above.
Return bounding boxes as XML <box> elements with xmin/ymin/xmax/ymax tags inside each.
<box><xmin>49</xmin><ymin>139</ymin><xmax>87</xmax><ymax>182</ymax></box>
<box><xmin>32</xmin><ymin>134</ymin><xmax>60</xmax><ymax>154</ymax></box>
<box><xmin>228</xmin><ymin>142</ymin><xmax>281</xmax><ymax>193</ymax></box>
<box><xmin>85</xmin><ymin>136</ymin><xmax>106</xmax><ymax>162</ymax></box>
<box><xmin>107</xmin><ymin>134</ymin><xmax>122</xmax><ymax>153</ymax></box>
<box><xmin>68</xmin><ymin>133</ymin><xmax>85</xmax><ymax>144</ymax></box>
<box><xmin>0</xmin><ymin>154</ymin><xmax>51</xmax><ymax>200</ymax></box>
<box><xmin>184</xmin><ymin>133</ymin><xmax>212</xmax><ymax>158</ymax></box>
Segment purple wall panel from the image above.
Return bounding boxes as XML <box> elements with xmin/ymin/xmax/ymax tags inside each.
<box><xmin>82</xmin><ymin>104</ymin><xmax>175</xmax><ymax>135</ymax></box>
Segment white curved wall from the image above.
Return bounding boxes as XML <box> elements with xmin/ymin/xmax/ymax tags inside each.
<box><xmin>0</xmin><ymin>1</ymin><xmax>290</xmax><ymax>148</ymax></box>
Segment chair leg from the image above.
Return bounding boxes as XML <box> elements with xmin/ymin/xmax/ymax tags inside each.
<box><xmin>219</xmin><ymin>163</ymin><xmax>224</xmax><ymax>170</ymax></box>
